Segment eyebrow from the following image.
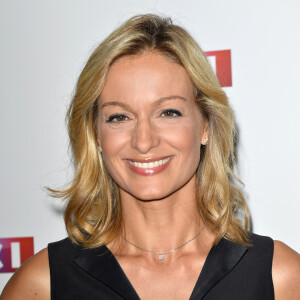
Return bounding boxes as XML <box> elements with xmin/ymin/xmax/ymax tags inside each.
<box><xmin>100</xmin><ymin>95</ymin><xmax>188</xmax><ymax>111</ymax></box>
<box><xmin>100</xmin><ymin>101</ymin><xmax>133</xmax><ymax>112</ymax></box>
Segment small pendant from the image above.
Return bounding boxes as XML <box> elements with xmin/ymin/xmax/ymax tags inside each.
<box><xmin>158</xmin><ymin>254</ymin><xmax>164</xmax><ymax>260</ymax></box>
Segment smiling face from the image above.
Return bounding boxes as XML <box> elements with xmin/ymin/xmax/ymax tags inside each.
<box><xmin>97</xmin><ymin>52</ymin><xmax>208</xmax><ymax>201</ymax></box>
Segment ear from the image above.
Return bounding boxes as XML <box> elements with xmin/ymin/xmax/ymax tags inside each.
<box><xmin>201</xmin><ymin>121</ymin><xmax>209</xmax><ymax>145</ymax></box>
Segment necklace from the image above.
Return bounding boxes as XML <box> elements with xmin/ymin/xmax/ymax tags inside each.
<box><xmin>120</xmin><ymin>224</ymin><xmax>206</xmax><ymax>260</ymax></box>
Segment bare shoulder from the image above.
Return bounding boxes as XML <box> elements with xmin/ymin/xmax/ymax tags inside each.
<box><xmin>0</xmin><ymin>248</ymin><xmax>50</xmax><ymax>300</ymax></box>
<box><xmin>272</xmin><ymin>240</ymin><xmax>300</xmax><ymax>300</ymax></box>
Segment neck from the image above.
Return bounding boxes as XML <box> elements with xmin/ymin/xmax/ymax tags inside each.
<box><xmin>117</xmin><ymin>177</ymin><xmax>207</xmax><ymax>258</ymax></box>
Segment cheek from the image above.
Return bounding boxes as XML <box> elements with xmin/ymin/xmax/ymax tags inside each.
<box><xmin>99</xmin><ymin>126</ymin><xmax>128</xmax><ymax>152</ymax></box>
<box><xmin>182</xmin><ymin>127</ymin><xmax>201</xmax><ymax>163</ymax></box>
<box><xmin>164</xmin><ymin>122</ymin><xmax>202</xmax><ymax>159</ymax></box>
<box><xmin>99</xmin><ymin>130</ymin><xmax>126</xmax><ymax>184</ymax></box>
<box><xmin>97</xmin><ymin>126</ymin><xmax>129</xmax><ymax>178</ymax></box>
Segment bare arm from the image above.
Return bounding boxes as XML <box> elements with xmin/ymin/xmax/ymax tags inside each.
<box><xmin>272</xmin><ymin>241</ymin><xmax>300</xmax><ymax>300</ymax></box>
<box><xmin>0</xmin><ymin>248</ymin><xmax>50</xmax><ymax>300</ymax></box>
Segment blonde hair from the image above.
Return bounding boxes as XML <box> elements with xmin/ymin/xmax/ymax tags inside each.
<box><xmin>50</xmin><ymin>14</ymin><xmax>250</xmax><ymax>248</ymax></box>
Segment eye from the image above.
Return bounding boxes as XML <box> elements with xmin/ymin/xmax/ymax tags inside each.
<box><xmin>106</xmin><ymin>114</ymin><xmax>128</xmax><ymax>123</ymax></box>
<box><xmin>161</xmin><ymin>109</ymin><xmax>182</xmax><ymax>118</ymax></box>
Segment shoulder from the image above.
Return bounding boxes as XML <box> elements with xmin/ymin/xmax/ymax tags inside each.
<box><xmin>248</xmin><ymin>232</ymin><xmax>273</xmax><ymax>246</ymax></box>
<box><xmin>247</xmin><ymin>232</ymin><xmax>274</xmax><ymax>260</ymax></box>
<box><xmin>0</xmin><ymin>248</ymin><xmax>50</xmax><ymax>300</ymax></box>
<box><xmin>272</xmin><ymin>240</ymin><xmax>300</xmax><ymax>300</ymax></box>
<box><xmin>48</xmin><ymin>236</ymin><xmax>79</xmax><ymax>256</ymax></box>
<box><xmin>0</xmin><ymin>237</ymin><xmax>75</xmax><ymax>300</ymax></box>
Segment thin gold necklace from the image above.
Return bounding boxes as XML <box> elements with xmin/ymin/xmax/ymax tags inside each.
<box><xmin>120</xmin><ymin>224</ymin><xmax>206</xmax><ymax>260</ymax></box>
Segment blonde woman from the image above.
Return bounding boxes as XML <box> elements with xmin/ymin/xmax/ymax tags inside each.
<box><xmin>1</xmin><ymin>14</ymin><xmax>299</xmax><ymax>300</ymax></box>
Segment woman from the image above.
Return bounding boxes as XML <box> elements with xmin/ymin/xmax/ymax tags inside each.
<box><xmin>1</xmin><ymin>14</ymin><xmax>299</xmax><ymax>300</ymax></box>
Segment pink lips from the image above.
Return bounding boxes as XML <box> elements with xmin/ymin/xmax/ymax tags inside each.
<box><xmin>125</xmin><ymin>156</ymin><xmax>173</xmax><ymax>176</ymax></box>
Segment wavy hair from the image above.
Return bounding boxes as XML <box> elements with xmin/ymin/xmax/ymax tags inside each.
<box><xmin>50</xmin><ymin>14</ymin><xmax>250</xmax><ymax>248</ymax></box>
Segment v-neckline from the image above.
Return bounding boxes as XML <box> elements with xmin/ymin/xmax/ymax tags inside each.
<box><xmin>103</xmin><ymin>242</ymin><xmax>217</xmax><ymax>300</ymax></box>
<box><xmin>74</xmin><ymin>237</ymin><xmax>248</xmax><ymax>299</ymax></box>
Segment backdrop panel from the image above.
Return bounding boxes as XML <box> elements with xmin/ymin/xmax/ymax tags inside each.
<box><xmin>1</xmin><ymin>0</ymin><xmax>299</xmax><ymax>291</ymax></box>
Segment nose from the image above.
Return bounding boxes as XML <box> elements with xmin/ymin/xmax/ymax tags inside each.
<box><xmin>131</xmin><ymin>118</ymin><xmax>160</xmax><ymax>154</ymax></box>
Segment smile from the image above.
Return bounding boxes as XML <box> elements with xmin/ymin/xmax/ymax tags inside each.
<box><xmin>128</xmin><ymin>157</ymin><xmax>171</xmax><ymax>169</ymax></box>
<box><xmin>125</xmin><ymin>156</ymin><xmax>173</xmax><ymax>176</ymax></box>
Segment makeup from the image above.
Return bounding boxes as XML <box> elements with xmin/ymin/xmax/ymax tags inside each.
<box><xmin>125</xmin><ymin>156</ymin><xmax>174</xmax><ymax>176</ymax></box>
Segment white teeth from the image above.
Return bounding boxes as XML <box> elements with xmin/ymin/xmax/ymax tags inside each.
<box><xmin>129</xmin><ymin>157</ymin><xmax>171</xmax><ymax>169</ymax></box>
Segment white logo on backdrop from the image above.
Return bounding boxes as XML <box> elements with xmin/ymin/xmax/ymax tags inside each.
<box><xmin>11</xmin><ymin>242</ymin><xmax>21</xmax><ymax>269</ymax></box>
<box><xmin>0</xmin><ymin>243</ymin><xmax>3</xmax><ymax>269</ymax></box>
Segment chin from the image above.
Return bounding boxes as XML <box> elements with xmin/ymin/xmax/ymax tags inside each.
<box><xmin>124</xmin><ymin>185</ymin><xmax>175</xmax><ymax>202</ymax></box>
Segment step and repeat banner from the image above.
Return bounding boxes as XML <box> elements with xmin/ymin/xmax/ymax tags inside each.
<box><xmin>1</xmin><ymin>0</ymin><xmax>299</xmax><ymax>291</ymax></box>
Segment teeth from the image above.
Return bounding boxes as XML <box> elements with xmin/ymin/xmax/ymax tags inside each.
<box><xmin>129</xmin><ymin>158</ymin><xmax>171</xmax><ymax>169</ymax></box>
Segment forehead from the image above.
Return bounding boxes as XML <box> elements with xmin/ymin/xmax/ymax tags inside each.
<box><xmin>100</xmin><ymin>52</ymin><xmax>195</xmax><ymax>102</ymax></box>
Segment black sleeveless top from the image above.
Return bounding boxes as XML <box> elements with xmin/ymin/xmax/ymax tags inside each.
<box><xmin>48</xmin><ymin>233</ymin><xmax>274</xmax><ymax>299</ymax></box>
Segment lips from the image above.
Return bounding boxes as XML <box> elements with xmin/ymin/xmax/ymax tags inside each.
<box><xmin>125</xmin><ymin>156</ymin><xmax>173</xmax><ymax>176</ymax></box>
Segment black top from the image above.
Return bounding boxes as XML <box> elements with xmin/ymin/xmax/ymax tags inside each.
<box><xmin>48</xmin><ymin>233</ymin><xmax>274</xmax><ymax>299</ymax></box>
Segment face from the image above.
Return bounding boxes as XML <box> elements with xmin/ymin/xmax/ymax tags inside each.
<box><xmin>97</xmin><ymin>52</ymin><xmax>208</xmax><ymax>201</ymax></box>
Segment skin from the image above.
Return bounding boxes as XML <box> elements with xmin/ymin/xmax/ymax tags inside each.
<box><xmin>1</xmin><ymin>52</ymin><xmax>300</xmax><ymax>299</ymax></box>
<box><xmin>97</xmin><ymin>52</ymin><xmax>211</xmax><ymax>299</ymax></box>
